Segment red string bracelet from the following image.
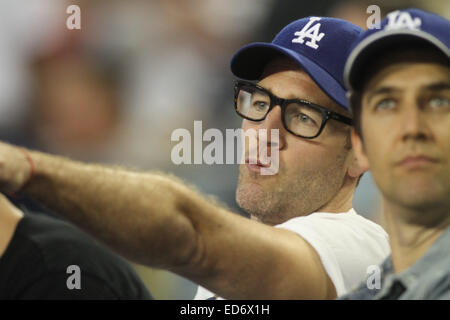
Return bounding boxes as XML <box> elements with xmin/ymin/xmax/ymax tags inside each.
<box><xmin>8</xmin><ymin>149</ymin><xmax>35</xmax><ymax>198</ymax></box>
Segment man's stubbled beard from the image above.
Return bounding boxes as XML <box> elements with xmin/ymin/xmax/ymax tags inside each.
<box><xmin>235</xmin><ymin>150</ymin><xmax>349</xmax><ymax>226</ymax></box>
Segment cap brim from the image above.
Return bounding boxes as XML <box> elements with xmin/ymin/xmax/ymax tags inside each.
<box><xmin>230</xmin><ymin>42</ymin><xmax>349</xmax><ymax>109</ymax></box>
<box><xmin>344</xmin><ymin>29</ymin><xmax>450</xmax><ymax>91</ymax></box>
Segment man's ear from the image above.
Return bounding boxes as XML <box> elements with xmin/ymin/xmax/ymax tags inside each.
<box><xmin>350</xmin><ymin>128</ymin><xmax>370</xmax><ymax>176</ymax></box>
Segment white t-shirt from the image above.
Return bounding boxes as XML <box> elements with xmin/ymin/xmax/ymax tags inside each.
<box><xmin>194</xmin><ymin>208</ymin><xmax>390</xmax><ymax>299</ymax></box>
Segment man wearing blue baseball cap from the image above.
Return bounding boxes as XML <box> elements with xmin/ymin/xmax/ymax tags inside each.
<box><xmin>0</xmin><ymin>17</ymin><xmax>389</xmax><ymax>299</ymax></box>
<box><xmin>343</xmin><ymin>8</ymin><xmax>450</xmax><ymax>299</ymax></box>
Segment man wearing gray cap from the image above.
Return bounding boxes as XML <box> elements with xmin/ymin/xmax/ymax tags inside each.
<box><xmin>343</xmin><ymin>8</ymin><xmax>450</xmax><ymax>299</ymax></box>
<box><xmin>0</xmin><ymin>17</ymin><xmax>389</xmax><ymax>299</ymax></box>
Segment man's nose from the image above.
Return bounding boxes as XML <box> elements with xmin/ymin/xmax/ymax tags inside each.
<box><xmin>399</xmin><ymin>102</ymin><xmax>433</xmax><ymax>142</ymax></box>
<box><xmin>258</xmin><ymin>106</ymin><xmax>286</xmax><ymax>150</ymax></box>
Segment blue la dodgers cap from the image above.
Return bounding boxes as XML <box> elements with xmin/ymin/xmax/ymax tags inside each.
<box><xmin>230</xmin><ymin>17</ymin><xmax>363</xmax><ymax>110</ymax></box>
<box><xmin>344</xmin><ymin>8</ymin><xmax>450</xmax><ymax>92</ymax></box>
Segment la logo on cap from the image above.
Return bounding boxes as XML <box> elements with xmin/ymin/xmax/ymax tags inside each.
<box><xmin>292</xmin><ymin>17</ymin><xmax>325</xmax><ymax>49</ymax></box>
<box><xmin>385</xmin><ymin>10</ymin><xmax>422</xmax><ymax>31</ymax></box>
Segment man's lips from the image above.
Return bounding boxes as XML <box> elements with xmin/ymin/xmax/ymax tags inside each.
<box><xmin>397</xmin><ymin>155</ymin><xmax>439</xmax><ymax>169</ymax></box>
<box><xmin>245</xmin><ymin>159</ymin><xmax>270</xmax><ymax>173</ymax></box>
<box><xmin>245</xmin><ymin>158</ymin><xmax>270</xmax><ymax>167</ymax></box>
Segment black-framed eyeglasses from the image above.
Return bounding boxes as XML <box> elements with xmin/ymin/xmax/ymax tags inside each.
<box><xmin>234</xmin><ymin>80</ymin><xmax>353</xmax><ymax>139</ymax></box>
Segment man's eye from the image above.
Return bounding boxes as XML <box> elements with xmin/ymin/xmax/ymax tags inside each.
<box><xmin>252</xmin><ymin>101</ymin><xmax>269</xmax><ymax>111</ymax></box>
<box><xmin>298</xmin><ymin>114</ymin><xmax>311</xmax><ymax>122</ymax></box>
<box><xmin>428</xmin><ymin>97</ymin><xmax>450</xmax><ymax>109</ymax></box>
<box><xmin>294</xmin><ymin>113</ymin><xmax>317</xmax><ymax>126</ymax></box>
<box><xmin>375</xmin><ymin>98</ymin><xmax>396</xmax><ymax>110</ymax></box>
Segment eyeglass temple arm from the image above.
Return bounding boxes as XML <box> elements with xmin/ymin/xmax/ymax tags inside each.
<box><xmin>329</xmin><ymin>112</ymin><xmax>353</xmax><ymax>125</ymax></box>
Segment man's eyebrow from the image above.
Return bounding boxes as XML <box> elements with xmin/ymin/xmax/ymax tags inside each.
<box><xmin>365</xmin><ymin>86</ymin><xmax>401</xmax><ymax>104</ymax></box>
<box><xmin>364</xmin><ymin>82</ymin><xmax>450</xmax><ymax>105</ymax></box>
<box><xmin>421</xmin><ymin>82</ymin><xmax>450</xmax><ymax>91</ymax></box>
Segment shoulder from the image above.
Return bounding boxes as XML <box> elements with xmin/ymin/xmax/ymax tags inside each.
<box><xmin>278</xmin><ymin>209</ymin><xmax>388</xmax><ymax>241</ymax></box>
<box><xmin>275</xmin><ymin>209</ymin><xmax>390</xmax><ymax>297</ymax></box>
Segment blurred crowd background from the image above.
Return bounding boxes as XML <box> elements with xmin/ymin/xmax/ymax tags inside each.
<box><xmin>1</xmin><ymin>0</ymin><xmax>448</xmax><ymax>299</ymax></box>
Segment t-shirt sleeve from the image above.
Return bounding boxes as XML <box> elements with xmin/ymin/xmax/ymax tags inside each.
<box><xmin>194</xmin><ymin>285</ymin><xmax>208</xmax><ymax>299</ymax></box>
<box><xmin>276</xmin><ymin>217</ymin><xmax>346</xmax><ymax>296</ymax></box>
<box><xmin>194</xmin><ymin>285</ymin><xmax>223</xmax><ymax>300</ymax></box>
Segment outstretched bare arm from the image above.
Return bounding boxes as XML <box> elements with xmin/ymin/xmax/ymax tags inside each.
<box><xmin>0</xmin><ymin>142</ymin><xmax>335</xmax><ymax>299</ymax></box>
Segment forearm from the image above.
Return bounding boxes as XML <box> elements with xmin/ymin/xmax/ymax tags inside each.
<box><xmin>22</xmin><ymin>149</ymin><xmax>200</xmax><ymax>269</ymax></box>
